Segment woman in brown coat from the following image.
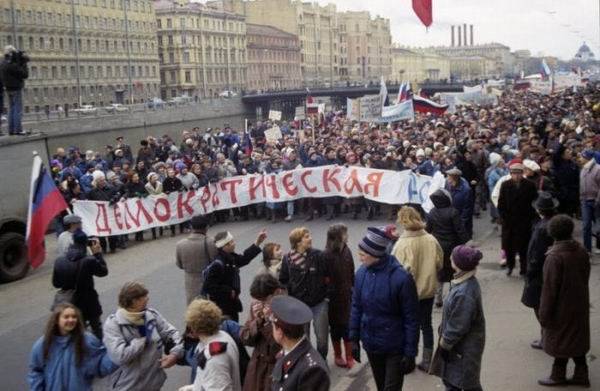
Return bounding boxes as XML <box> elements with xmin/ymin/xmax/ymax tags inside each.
<box><xmin>538</xmin><ymin>215</ymin><xmax>591</xmax><ymax>388</ymax></box>
<box><xmin>324</xmin><ymin>224</ymin><xmax>356</xmax><ymax>368</ymax></box>
<box><xmin>240</xmin><ymin>274</ymin><xmax>284</xmax><ymax>391</ymax></box>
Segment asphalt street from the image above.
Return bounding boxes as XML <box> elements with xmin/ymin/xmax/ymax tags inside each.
<box><xmin>0</xmin><ymin>212</ymin><xmax>598</xmax><ymax>390</ymax></box>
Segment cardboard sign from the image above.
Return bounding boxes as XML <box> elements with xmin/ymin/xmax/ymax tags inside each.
<box><xmin>268</xmin><ymin>110</ymin><xmax>282</xmax><ymax>121</ymax></box>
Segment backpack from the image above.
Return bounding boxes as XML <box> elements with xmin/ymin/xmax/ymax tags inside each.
<box><xmin>200</xmin><ymin>258</ymin><xmax>224</xmax><ymax>298</ymax></box>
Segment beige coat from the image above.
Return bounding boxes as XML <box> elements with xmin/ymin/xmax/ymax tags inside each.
<box><xmin>175</xmin><ymin>232</ymin><xmax>218</xmax><ymax>304</ymax></box>
<box><xmin>392</xmin><ymin>229</ymin><xmax>443</xmax><ymax>300</ymax></box>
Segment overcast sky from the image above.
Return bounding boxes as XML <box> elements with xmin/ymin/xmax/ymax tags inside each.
<box><xmin>316</xmin><ymin>0</ymin><xmax>598</xmax><ymax>60</ymax></box>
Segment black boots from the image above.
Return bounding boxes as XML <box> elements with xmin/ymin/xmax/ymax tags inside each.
<box><xmin>538</xmin><ymin>362</ymin><xmax>567</xmax><ymax>387</ymax></box>
<box><xmin>569</xmin><ymin>364</ymin><xmax>591</xmax><ymax>388</ymax></box>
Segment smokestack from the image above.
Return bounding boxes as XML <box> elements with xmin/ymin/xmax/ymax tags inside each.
<box><xmin>451</xmin><ymin>25</ymin><xmax>455</xmax><ymax>47</ymax></box>
<box><xmin>458</xmin><ymin>25</ymin><xmax>462</xmax><ymax>46</ymax></box>
<box><xmin>470</xmin><ymin>25</ymin><xmax>474</xmax><ymax>46</ymax></box>
<box><xmin>463</xmin><ymin>23</ymin><xmax>467</xmax><ymax>47</ymax></box>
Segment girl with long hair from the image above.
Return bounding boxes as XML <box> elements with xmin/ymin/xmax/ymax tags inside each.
<box><xmin>27</xmin><ymin>303</ymin><xmax>116</xmax><ymax>390</ymax></box>
<box><xmin>325</xmin><ymin>224</ymin><xmax>356</xmax><ymax>368</ymax></box>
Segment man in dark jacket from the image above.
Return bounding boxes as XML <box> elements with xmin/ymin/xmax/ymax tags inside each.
<box><xmin>52</xmin><ymin>229</ymin><xmax>108</xmax><ymax>339</ymax></box>
<box><xmin>426</xmin><ymin>189</ymin><xmax>469</xmax><ymax>307</ymax></box>
<box><xmin>350</xmin><ymin>226</ymin><xmax>419</xmax><ymax>390</ymax></box>
<box><xmin>538</xmin><ymin>215</ymin><xmax>591</xmax><ymax>388</ymax></box>
<box><xmin>86</xmin><ymin>175</ymin><xmax>121</xmax><ymax>253</ymax></box>
<box><xmin>521</xmin><ymin>192</ymin><xmax>557</xmax><ymax>350</ymax></box>
<box><xmin>0</xmin><ymin>45</ymin><xmax>28</xmax><ymax>135</ymax></box>
<box><xmin>203</xmin><ymin>229</ymin><xmax>267</xmax><ymax>321</ymax></box>
<box><xmin>271</xmin><ymin>295</ymin><xmax>330</xmax><ymax>391</ymax></box>
<box><xmin>279</xmin><ymin>227</ymin><xmax>333</xmax><ymax>360</ymax></box>
<box><xmin>497</xmin><ymin>162</ymin><xmax>538</xmax><ymax>276</ymax></box>
<box><xmin>444</xmin><ymin>168</ymin><xmax>474</xmax><ymax>239</ymax></box>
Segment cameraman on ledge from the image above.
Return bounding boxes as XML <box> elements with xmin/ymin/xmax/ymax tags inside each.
<box><xmin>0</xmin><ymin>45</ymin><xmax>29</xmax><ymax>135</ymax></box>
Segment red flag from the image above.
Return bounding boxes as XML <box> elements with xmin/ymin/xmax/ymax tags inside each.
<box><xmin>27</xmin><ymin>156</ymin><xmax>68</xmax><ymax>268</ymax></box>
<box><xmin>412</xmin><ymin>0</ymin><xmax>432</xmax><ymax>27</ymax></box>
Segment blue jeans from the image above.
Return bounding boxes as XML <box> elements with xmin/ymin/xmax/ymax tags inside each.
<box><xmin>581</xmin><ymin>200</ymin><xmax>596</xmax><ymax>252</ymax></box>
<box><xmin>304</xmin><ymin>300</ymin><xmax>329</xmax><ymax>359</ymax></box>
<box><xmin>7</xmin><ymin>90</ymin><xmax>23</xmax><ymax>133</ymax></box>
<box><xmin>418</xmin><ymin>298</ymin><xmax>434</xmax><ymax>350</ymax></box>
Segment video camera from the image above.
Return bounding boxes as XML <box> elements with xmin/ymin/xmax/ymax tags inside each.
<box><xmin>9</xmin><ymin>50</ymin><xmax>30</xmax><ymax>65</ymax></box>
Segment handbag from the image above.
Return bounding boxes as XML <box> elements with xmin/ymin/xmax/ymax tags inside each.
<box><xmin>51</xmin><ymin>258</ymin><xmax>82</xmax><ymax>311</ymax></box>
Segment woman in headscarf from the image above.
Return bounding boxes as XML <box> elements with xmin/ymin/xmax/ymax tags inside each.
<box><xmin>431</xmin><ymin>245</ymin><xmax>486</xmax><ymax>391</ymax></box>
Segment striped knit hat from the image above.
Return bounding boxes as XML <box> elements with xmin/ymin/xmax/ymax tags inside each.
<box><xmin>359</xmin><ymin>226</ymin><xmax>392</xmax><ymax>258</ymax></box>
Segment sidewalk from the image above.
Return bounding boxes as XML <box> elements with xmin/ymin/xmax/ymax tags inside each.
<box><xmin>334</xmin><ymin>224</ymin><xmax>600</xmax><ymax>391</ymax></box>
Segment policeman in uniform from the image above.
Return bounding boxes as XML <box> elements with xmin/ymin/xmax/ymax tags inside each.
<box><xmin>271</xmin><ymin>296</ymin><xmax>330</xmax><ymax>391</ymax></box>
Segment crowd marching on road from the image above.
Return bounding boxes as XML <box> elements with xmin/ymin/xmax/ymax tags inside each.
<box><xmin>24</xmin><ymin>80</ymin><xmax>600</xmax><ymax>391</ymax></box>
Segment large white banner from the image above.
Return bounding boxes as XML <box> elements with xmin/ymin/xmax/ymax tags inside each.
<box><xmin>74</xmin><ymin>166</ymin><xmax>445</xmax><ymax>236</ymax></box>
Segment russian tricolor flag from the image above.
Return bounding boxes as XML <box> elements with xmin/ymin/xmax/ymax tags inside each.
<box><xmin>541</xmin><ymin>59</ymin><xmax>551</xmax><ymax>80</ymax></box>
<box><xmin>413</xmin><ymin>95</ymin><xmax>449</xmax><ymax>116</ymax></box>
<box><xmin>242</xmin><ymin>119</ymin><xmax>253</xmax><ymax>155</ymax></box>
<box><xmin>26</xmin><ymin>155</ymin><xmax>68</xmax><ymax>268</ymax></box>
<box><xmin>397</xmin><ymin>81</ymin><xmax>412</xmax><ymax>104</ymax></box>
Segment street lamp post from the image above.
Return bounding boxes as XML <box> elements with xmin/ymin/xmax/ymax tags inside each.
<box><xmin>123</xmin><ymin>0</ymin><xmax>134</xmax><ymax>105</ymax></box>
<box><xmin>9</xmin><ymin>0</ymin><xmax>17</xmax><ymax>47</ymax></box>
<box><xmin>71</xmin><ymin>0</ymin><xmax>82</xmax><ymax>108</ymax></box>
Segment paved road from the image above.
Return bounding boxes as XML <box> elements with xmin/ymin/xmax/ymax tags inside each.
<box><xmin>0</xmin><ymin>212</ymin><xmax>403</xmax><ymax>390</ymax></box>
<box><xmin>1</xmin><ymin>213</ymin><xmax>598</xmax><ymax>390</ymax></box>
<box><xmin>338</xmin><ymin>220</ymin><xmax>600</xmax><ymax>391</ymax></box>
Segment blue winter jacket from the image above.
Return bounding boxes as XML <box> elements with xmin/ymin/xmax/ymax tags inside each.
<box><xmin>28</xmin><ymin>332</ymin><xmax>117</xmax><ymax>391</ymax></box>
<box><xmin>349</xmin><ymin>254</ymin><xmax>419</xmax><ymax>357</ymax></box>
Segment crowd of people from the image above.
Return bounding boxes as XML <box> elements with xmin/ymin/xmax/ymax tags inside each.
<box><xmin>28</xmin><ymin>81</ymin><xmax>599</xmax><ymax>390</ymax></box>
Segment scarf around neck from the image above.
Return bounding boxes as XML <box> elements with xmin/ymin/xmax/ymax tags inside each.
<box><xmin>118</xmin><ymin>308</ymin><xmax>146</xmax><ymax>326</ymax></box>
<box><xmin>451</xmin><ymin>269</ymin><xmax>476</xmax><ymax>285</ymax></box>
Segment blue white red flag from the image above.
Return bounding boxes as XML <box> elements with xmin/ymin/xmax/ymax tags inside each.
<box><xmin>26</xmin><ymin>155</ymin><xmax>68</xmax><ymax>268</ymax></box>
<box><xmin>413</xmin><ymin>95</ymin><xmax>448</xmax><ymax>116</ymax></box>
<box><xmin>242</xmin><ymin>119</ymin><xmax>253</xmax><ymax>155</ymax></box>
<box><xmin>541</xmin><ymin>59</ymin><xmax>551</xmax><ymax>79</ymax></box>
<box><xmin>397</xmin><ymin>81</ymin><xmax>412</xmax><ymax>104</ymax></box>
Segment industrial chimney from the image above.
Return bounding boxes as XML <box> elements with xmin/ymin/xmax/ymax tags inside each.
<box><xmin>463</xmin><ymin>24</ymin><xmax>467</xmax><ymax>47</ymax></box>
<box><xmin>458</xmin><ymin>25</ymin><xmax>462</xmax><ymax>46</ymax></box>
<box><xmin>470</xmin><ymin>25</ymin><xmax>474</xmax><ymax>46</ymax></box>
<box><xmin>451</xmin><ymin>26</ymin><xmax>455</xmax><ymax>47</ymax></box>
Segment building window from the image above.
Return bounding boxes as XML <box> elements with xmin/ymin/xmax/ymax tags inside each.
<box><xmin>183</xmin><ymin>52</ymin><xmax>190</xmax><ymax>63</ymax></box>
<box><xmin>157</xmin><ymin>19</ymin><xmax>161</xmax><ymax>28</ymax></box>
<box><xmin>185</xmin><ymin>71</ymin><xmax>191</xmax><ymax>83</ymax></box>
<box><xmin>166</xmin><ymin>18</ymin><xmax>172</xmax><ymax>28</ymax></box>
<box><xmin>51</xmin><ymin>66</ymin><xmax>57</xmax><ymax>78</ymax></box>
<box><xmin>169</xmin><ymin>52</ymin><xmax>174</xmax><ymax>64</ymax></box>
